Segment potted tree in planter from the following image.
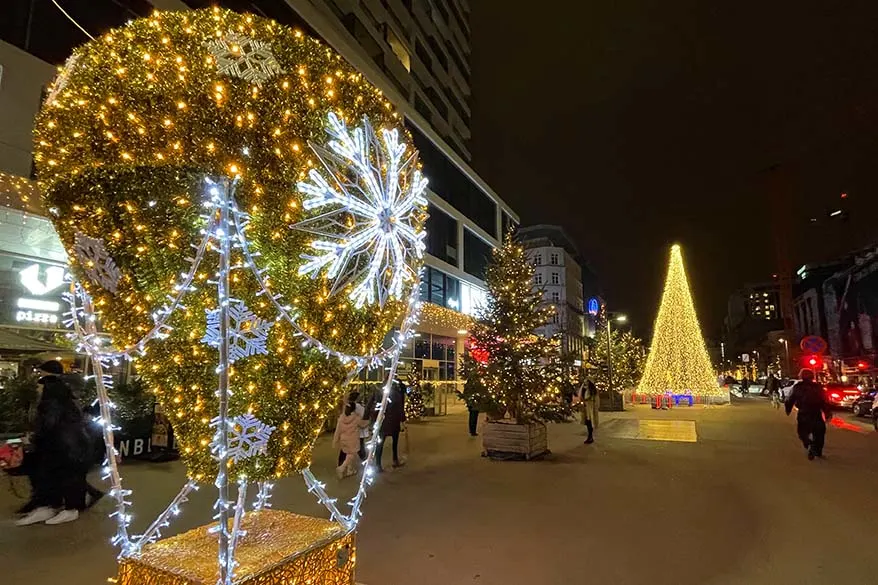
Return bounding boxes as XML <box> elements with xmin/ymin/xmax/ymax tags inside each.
<box><xmin>461</xmin><ymin>235</ymin><xmax>571</xmax><ymax>460</ymax></box>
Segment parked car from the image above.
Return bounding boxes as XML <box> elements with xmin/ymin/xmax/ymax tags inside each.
<box><xmin>779</xmin><ymin>379</ymin><xmax>798</xmax><ymax>401</ymax></box>
<box><xmin>851</xmin><ymin>389</ymin><xmax>877</xmax><ymax>417</ymax></box>
<box><xmin>823</xmin><ymin>383</ymin><xmax>862</xmax><ymax>409</ymax></box>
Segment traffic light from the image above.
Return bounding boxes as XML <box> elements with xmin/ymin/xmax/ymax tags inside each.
<box><xmin>803</xmin><ymin>354</ymin><xmax>823</xmax><ymax>369</ymax></box>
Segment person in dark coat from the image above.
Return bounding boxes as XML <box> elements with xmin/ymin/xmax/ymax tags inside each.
<box><xmin>785</xmin><ymin>368</ymin><xmax>832</xmax><ymax>460</ymax></box>
<box><xmin>374</xmin><ymin>377</ymin><xmax>406</xmax><ymax>472</ymax></box>
<box><xmin>16</xmin><ymin>361</ymin><xmax>91</xmax><ymax>526</ymax></box>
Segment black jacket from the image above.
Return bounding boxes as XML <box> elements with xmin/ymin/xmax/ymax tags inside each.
<box><xmin>33</xmin><ymin>375</ymin><xmax>91</xmax><ymax>470</ymax></box>
<box><xmin>380</xmin><ymin>383</ymin><xmax>406</xmax><ymax>435</ymax></box>
<box><xmin>785</xmin><ymin>380</ymin><xmax>831</xmax><ymax>420</ymax></box>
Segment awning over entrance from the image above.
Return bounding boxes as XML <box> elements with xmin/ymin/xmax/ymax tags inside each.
<box><xmin>0</xmin><ymin>327</ymin><xmax>67</xmax><ymax>353</ymax></box>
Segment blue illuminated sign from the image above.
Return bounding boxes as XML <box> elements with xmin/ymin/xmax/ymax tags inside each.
<box><xmin>587</xmin><ymin>297</ymin><xmax>601</xmax><ymax>316</ymax></box>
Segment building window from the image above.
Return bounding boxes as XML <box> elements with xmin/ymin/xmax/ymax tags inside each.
<box><xmin>463</xmin><ymin>229</ymin><xmax>492</xmax><ymax>280</ymax></box>
<box><xmin>534</xmin><ymin>273</ymin><xmax>543</xmax><ymax>285</ymax></box>
<box><xmin>425</xmin><ymin>204</ymin><xmax>458</xmax><ymax>265</ymax></box>
<box><xmin>427</xmin><ymin>36</ymin><xmax>448</xmax><ymax>71</ymax></box>
<box><xmin>419</xmin><ymin>266</ymin><xmax>461</xmax><ymax>312</ymax></box>
<box><xmin>550</xmin><ymin>252</ymin><xmax>559</xmax><ymax>265</ymax></box>
<box><xmin>385</xmin><ymin>26</ymin><xmax>411</xmax><ymax>71</ymax></box>
<box><xmin>551</xmin><ymin>291</ymin><xmax>560</xmax><ymax>302</ymax></box>
<box><xmin>415</xmin><ymin>39</ymin><xmax>432</xmax><ymax>71</ymax></box>
<box><xmin>425</xmin><ymin>86</ymin><xmax>449</xmax><ymax>119</ymax></box>
<box><xmin>407</xmin><ymin>123</ymin><xmax>498</xmax><ymax>236</ymax></box>
<box><xmin>414</xmin><ymin>93</ymin><xmax>433</xmax><ymax>120</ymax></box>
<box><xmin>551</xmin><ymin>272</ymin><xmax>560</xmax><ymax>285</ymax></box>
<box><xmin>533</xmin><ymin>254</ymin><xmax>542</xmax><ymax>266</ymax></box>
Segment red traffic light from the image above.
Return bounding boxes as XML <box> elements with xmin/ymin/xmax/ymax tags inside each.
<box><xmin>802</xmin><ymin>354</ymin><xmax>822</xmax><ymax>369</ymax></box>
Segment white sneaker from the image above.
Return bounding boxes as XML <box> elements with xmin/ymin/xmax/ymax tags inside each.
<box><xmin>16</xmin><ymin>507</ymin><xmax>58</xmax><ymax>526</ymax></box>
<box><xmin>45</xmin><ymin>509</ymin><xmax>79</xmax><ymax>525</ymax></box>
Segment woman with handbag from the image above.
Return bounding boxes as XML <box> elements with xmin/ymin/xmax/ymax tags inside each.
<box><xmin>16</xmin><ymin>361</ymin><xmax>92</xmax><ymax>526</ymax></box>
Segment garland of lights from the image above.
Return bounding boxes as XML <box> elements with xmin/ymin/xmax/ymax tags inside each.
<box><xmin>38</xmin><ymin>9</ymin><xmax>427</xmax><ymax>584</ymax></box>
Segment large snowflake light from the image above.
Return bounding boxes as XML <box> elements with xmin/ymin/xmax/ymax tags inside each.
<box><xmin>293</xmin><ymin>112</ymin><xmax>428</xmax><ymax>308</ymax></box>
<box><xmin>201</xmin><ymin>300</ymin><xmax>272</xmax><ymax>363</ymax></box>
<box><xmin>204</xmin><ymin>31</ymin><xmax>284</xmax><ymax>85</ymax></box>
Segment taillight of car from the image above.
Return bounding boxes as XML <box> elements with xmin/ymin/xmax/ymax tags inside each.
<box><xmin>830</xmin><ymin>393</ymin><xmax>841</xmax><ymax>401</ymax></box>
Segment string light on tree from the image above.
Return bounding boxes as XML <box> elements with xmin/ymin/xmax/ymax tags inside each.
<box><xmin>460</xmin><ymin>235</ymin><xmax>571</xmax><ymax>423</ymax></box>
<box><xmin>636</xmin><ymin>244</ymin><xmax>723</xmax><ymax>400</ymax></box>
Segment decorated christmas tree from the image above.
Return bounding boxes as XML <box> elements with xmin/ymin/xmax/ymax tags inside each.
<box><xmin>461</xmin><ymin>235</ymin><xmax>570</xmax><ymax>423</ymax></box>
<box><xmin>637</xmin><ymin>245</ymin><xmax>722</xmax><ymax>399</ymax></box>
<box><xmin>404</xmin><ymin>370</ymin><xmax>425</xmax><ymax>420</ymax></box>
<box><xmin>588</xmin><ymin>327</ymin><xmax>647</xmax><ymax>392</ymax></box>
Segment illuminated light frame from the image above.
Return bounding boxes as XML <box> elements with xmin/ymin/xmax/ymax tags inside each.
<box><xmin>67</xmin><ymin>170</ymin><xmax>422</xmax><ymax>582</ymax></box>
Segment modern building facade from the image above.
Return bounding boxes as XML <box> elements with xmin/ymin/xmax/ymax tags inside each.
<box><xmin>0</xmin><ymin>1</ymin><xmax>517</xmax><ymax>394</ymax></box>
<box><xmin>519</xmin><ymin>225</ymin><xmax>595</xmax><ymax>360</ymax></box>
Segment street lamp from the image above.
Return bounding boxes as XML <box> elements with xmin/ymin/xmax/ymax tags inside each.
<box><xmin>778</xmin><ymin>337</ymin><xmax>790</xmax><ymax>377</ymax></box>
<box><xmin>605</xmin><ymin>311</ymin><xmax>627</xmax><ymax>411</ymax></box>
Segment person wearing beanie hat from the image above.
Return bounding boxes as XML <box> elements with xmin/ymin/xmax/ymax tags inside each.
<box><xmin>16</xmin><ymin>361</ymin><xmax>92</xmax><ymax>526</ymax></box>
<box><xmin>785</xmin><ymin>368</ymin><xmax>833</xmax><ymax>460</ymax></box>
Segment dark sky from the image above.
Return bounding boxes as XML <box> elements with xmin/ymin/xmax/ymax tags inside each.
<box><xmin>469</xmin><ymin>1</ymin><xmax>878</xmax><ymax>338</ymax></box>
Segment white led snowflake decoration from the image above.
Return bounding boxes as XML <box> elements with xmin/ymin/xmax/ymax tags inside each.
<box><xmin>204</xmin><ymin>31</ymin><xmax>284</xmax><ymax>85</ymax></box>
<box><xmin>74</xmin><ymin>232</ymin><xmax>121</xmax><ymax>294</ymax></box>
<box><xmin>292</xmin><ymin>112</ymin><xmax>428</xmax><ymax>308</ymax></box>
<box><xmin>201</xmin><ymin>300</ymin><xmax>272</xmax><ymax>363</ymax></box>
<box><xmin>226</xmin><ymin>414</ymin><xmax>275</xmax><ymax>463</ymax></box>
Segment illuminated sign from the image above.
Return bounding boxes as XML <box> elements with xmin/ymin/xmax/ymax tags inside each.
<box><xmin>19</xmin><ymin>263</ymin><xmax>66</xmax><ymax>296</ymax></box>
<box><xmin>587</xmin><ymin>297</ymin><xmax>601</xmax><ymax>316</ymax></box>
<box><xmin>11</xmin><ymin>263</ymin><xmax>67</xmax><ymax>327</ymax></box>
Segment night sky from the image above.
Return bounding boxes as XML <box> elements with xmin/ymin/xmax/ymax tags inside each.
<box><xmin>469</xmin><ymin>1</ymin><xmax>878</xmax><ymax>338</ymax></box>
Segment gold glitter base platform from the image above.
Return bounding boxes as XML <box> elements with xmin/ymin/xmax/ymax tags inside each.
<box><xmin>117</xmin><ymin>510</ymin><xmax>355</xmax><ymax>585</ymax></box>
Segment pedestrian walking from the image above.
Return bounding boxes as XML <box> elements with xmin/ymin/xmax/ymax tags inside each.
<box><xmin>579</xmin><ymin>375</ymin><xmax>599</xmax><ymax>444</ymax></box>
<box><xmin>337</xmin><ymin>391</ymin><xmax>367</xmax><ymax>467</ymax></box>
<box><xmin>741</xmin><ymin>377</ymin><xmax>750</xmax><ymax>396</ymax></box>
<box><xmin>766</xmin><ymin>373</ymin><xmax>781</xmax><ymax>409</ymax></box>
<box><xmin>333</xmin><ymin>397</ymin><xmax>368</xmax><ymax>479</ymax></box>
<box><xmin>467</xmin><ymin>405</ymin><xmax>480</xmax><ymax>437</ymax></box>
<box><xmin>785</xmin><ymin>368</ymin><xmax>832</xmax><ymax>460</ymax></box>
<box><xmin>16</xmin><ymin>361</ymin><xmax>92</xmax><ymax>526</ymax></box>
<box><xmin>374</xmin><ymin>378</ymin><xmax>406</xmax><ymax>472</ymax></box>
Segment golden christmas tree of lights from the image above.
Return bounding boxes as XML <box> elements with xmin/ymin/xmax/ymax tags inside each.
<box><xmin>637</xmin><ymin>244</ymin><xmax>722</xmax><ymax>400</ymax></box>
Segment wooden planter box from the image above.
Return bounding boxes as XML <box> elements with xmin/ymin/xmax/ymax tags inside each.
<box><xmin>483</xmin><ymin>420</ymin><xmax>548</xmax><ymax>460</ymax></box>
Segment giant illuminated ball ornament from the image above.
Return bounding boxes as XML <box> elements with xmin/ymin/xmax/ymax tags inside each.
<box><xmin>34</xmin><ymin>8</ymin><xmax>426</xmax><ymax>482</ymax></box>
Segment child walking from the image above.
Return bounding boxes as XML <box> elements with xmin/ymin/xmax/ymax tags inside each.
<box><xmin>333</xmin><ymin>399</ymin><xmax>368</xmax><ymax>479</ymax></box>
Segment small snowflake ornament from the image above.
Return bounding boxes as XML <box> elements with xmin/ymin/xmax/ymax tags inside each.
<box><xmin>201</xmin><ymin>300</ymin><xmax>272</xmax><ymax>363</ymax></box>
<box><xmin>292</xmin><ymin>112</ymin><xmax>428</xmax><ymax>308</ymax></box>
<box><xmin>74</xmin><ymin>232</ymin><xmax>121</xmax><ymax>294</ymax></box>
<box><xmin>225</xmin><ymin>414</ymin><xmax>275</xmax><ymax>463</ymax></box>
<box><xmin>204</xmin><ymin>31</ymin><xmax>284</xmax><ymax>85</ymax></box>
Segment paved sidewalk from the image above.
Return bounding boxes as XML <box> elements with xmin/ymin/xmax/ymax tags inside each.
<box><xmin>2</xmin><ymin>402</ymin><xmax>877</xmax><ymax>585</ymax></box>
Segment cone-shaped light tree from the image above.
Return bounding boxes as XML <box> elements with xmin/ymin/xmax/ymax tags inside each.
<box><xmin>637</xmin><ymin>244</ymin><xmax>721</xmax><ymax>398</ymax></box>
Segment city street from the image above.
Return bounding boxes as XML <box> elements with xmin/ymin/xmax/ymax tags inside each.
<box><xmin>2</xmin><ymin>399</ymin><xmax>876</xmax><ymax>585</ymax></box>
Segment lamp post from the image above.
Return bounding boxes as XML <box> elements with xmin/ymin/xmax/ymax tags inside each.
<box><xmin>778</xmin><ymin>337</ymin><xmax>790</xmax><ymax>377</ymax></box>
<box><xmin>605</xmin><ymin>312</ymin><xmax>627</xmax><ymax>411</ymax></box>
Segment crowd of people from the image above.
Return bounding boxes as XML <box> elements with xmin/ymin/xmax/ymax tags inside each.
<box><xmin>12</xmin><ymin>360</ymin><xmax>104</xmax><ymax>526</ymax></box>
